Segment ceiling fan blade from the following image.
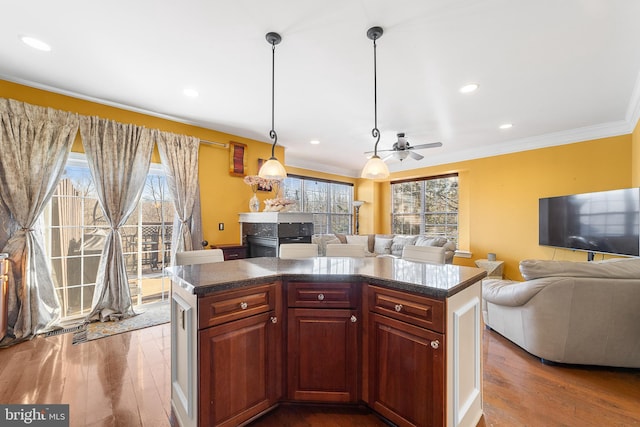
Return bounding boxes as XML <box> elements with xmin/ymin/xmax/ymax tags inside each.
<box><xmin>408</xmin><ymin>151</ymin><xmax>424</xmax><ymax>161</ymax></box>
<box><xmin>410</xmin><ymin>142</ymin><xmax>443</xmax><ymax>150</ymax></box>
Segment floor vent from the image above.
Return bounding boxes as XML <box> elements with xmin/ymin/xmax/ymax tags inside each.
<box><xmin>45</xmin><ymin>324</ymin><xmax>85</xmax><ymax>337</ymax></box>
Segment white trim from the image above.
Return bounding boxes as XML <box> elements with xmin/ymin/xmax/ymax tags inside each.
<box><xmin>171</xmin><ymin>293</ymin><xmax>194</xmax><ymax>419</ymax></box>
<box><xmin>452</xmin><ymin>296</ymin><xmax>482</xmax><ymax>427</ymax></box>
<box><xmin>454</xmin><ymin>250</ymin><xmax>472</xmax><ymax>259</ymax></box>
<box><xmin>626</xmin><ymin>70</ymin><xmax>640</xmax><ymax>132</ymax></box>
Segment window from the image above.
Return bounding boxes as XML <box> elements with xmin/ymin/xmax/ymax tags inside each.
<box><xmin>391</xmin><ymin>174</ymin><xmax>458</xmax><ymax>243</ymax></box>
<box><xmin>282</xmin><ymin>175</ymin><xmax>353</xmax><ymax>234</ymax></box>
<box><xmin>43</xmin><ymin>154</ymin><xmax>175</xmax><ymax>320</ymax></box>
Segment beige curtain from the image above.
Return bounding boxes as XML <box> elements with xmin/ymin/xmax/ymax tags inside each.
<box><xmin>80</xmin><ymin>117</ymin><xmax>153</xmax><ymax>322</ymax></box>
<box><xmin>156</xmin><ymin>131</ymin><xmax>200</xmax><ymax>261</ymax></box>
<box><xmin>0</xmin><ymin>98</ymin><xmax>78</xmax><ymax>345</ymax></box>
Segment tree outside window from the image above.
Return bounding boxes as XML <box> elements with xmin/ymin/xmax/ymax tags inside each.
<box><xmin>391</xmin><ymin>174</ymin><xmax>458</xmax><ymax>243</ymax></box>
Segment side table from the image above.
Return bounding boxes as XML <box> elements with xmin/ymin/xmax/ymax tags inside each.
<box><xmin>474</xmin><ymin>259</ymin><xmax>504</xmax><ymax>279</ymax></box>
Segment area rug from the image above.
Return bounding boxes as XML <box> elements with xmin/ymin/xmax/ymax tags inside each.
<box><xmin>72</xmin><ymin>301</ymin><xmax>170</xmax><ymax>344</ymax></box>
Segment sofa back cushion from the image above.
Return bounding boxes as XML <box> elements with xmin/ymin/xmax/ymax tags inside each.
<box><xmin>414</xmin><ymin>235</ymin><xmax>448</xmax><ymax>247</ymax></box>
<box><xmin>374</xmin><ymin>236</ymin><xmax>394</xmax><ymax>255</ymax></box>
<box><xmin>390</xmin><ymin>235</ymin><xmax>418</xmax><ymax>256</ymax></box>
<box><xmin>312</xmin><ymin>234</ymin><xmax>342</xmax><ymax>256</ymax></box>
<box><xmin>346</xmin><ymin>234</ymin><xmax>371</xmax><ymax>254</ymax></box>
<box><xmin>336</xmin><ymin>233</ymin><xmax>375</xmax><ymax>253</ymax></box>
<box><xmin>520</xmin><ymin>257</ymin><xmax>640</xmax><ymax>280</ymax></box>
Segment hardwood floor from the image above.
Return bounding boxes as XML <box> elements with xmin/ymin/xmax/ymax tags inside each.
<box><xmin>1</xmin><ymin>322</ymin><xmax>639</xmax><ymax>427</ymax></box>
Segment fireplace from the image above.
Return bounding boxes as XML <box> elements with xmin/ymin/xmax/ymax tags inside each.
<box><xmin>239</xmin><ymin>213</ymin><xmax>314</xmax><ymax>258</ymax></box>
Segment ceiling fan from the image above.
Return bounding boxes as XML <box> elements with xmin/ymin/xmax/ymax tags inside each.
<box><xmin>365</xmin><ymin>133</ymin><xmax>443</xmax><ymax>162</ymax></box>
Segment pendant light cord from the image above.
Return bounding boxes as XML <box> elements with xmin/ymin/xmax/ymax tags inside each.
<box><xmin>269</xmin><ymin>41</ymin><xmax>277</xmax><ymax>158</ymax></box>
<box><xmin>371</xmin><ymin>36</ymin><xmax>381</xmax><ymax>156</ymax></box>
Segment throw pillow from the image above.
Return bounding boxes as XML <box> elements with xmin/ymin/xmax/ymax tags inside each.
<box><xmin>374</xmin><ymin>237</ymin><xmax>393</xmax><ymax>255</ymax></box>
<box><xmin>346</xmin><ymin>235</ymin><xmax>371</xmax><ymax>253</ymax></box>
<box><xmin>415</xmin><ymin>236</ymin><xmax>447</xmax><ymax>247</ymax></box>
<box><xmin>390</xmin><ymin>235</ymin><xmax>418</xmax><ymax>256</ymax></box>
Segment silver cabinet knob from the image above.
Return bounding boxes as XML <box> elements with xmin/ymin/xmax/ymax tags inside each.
<box><xmin>431</xmin><ymin>340</ymin><xmax>440</xmax><ymax>349</ymax></box>
<box><xmin>394</xmin><ymin>304</ymin><xmax>403</xmax><ymax>312</ymax></box>
<box><xmin>350</xmin><ymin>315</ymin><xmax>357</xmax><ymax>323</ymax></box>
<box><xmin>240</xmin><ymin>302</ymin><xmax>248</xmax><ymax>310</ymax></box>
<box><xmin>317</xmin><ymin>293</ymin><xmax>325</xmax><ymax>301</ymax></box>
<box><xmin>270</xmin><ymin>316</ymin><xmax>278</xmax><ymax>324</ymax></box>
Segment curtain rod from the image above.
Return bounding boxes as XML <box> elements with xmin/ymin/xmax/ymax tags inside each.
<box><xmin>200</xmin><ymin>139</ymin><xmax>228</xmax><ymax>149</ymax></box>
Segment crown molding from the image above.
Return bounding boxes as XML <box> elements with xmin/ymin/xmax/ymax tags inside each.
<box><xmin>387</xmin><ymin>119</ymin><xmax>632</xmax><ymax>173</ymax></box>
<box><xmin>285</xmin><ymin>155</ymin><xmax>361</xmax><ymax>178</ymax></box>
<box><xmin>626</xmin><ymin>70</ymin><xmax>640</xmax><ymax>131</ymax></box>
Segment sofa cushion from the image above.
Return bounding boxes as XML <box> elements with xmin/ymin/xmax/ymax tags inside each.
<box><xmin>346</xmin><ymin>235</ymin><xmax>371</xmax><ymax>254</ymax></box>
<box><xmin>390</xmin><ymin>235</ymin><xmax>418</xmax><ymax>256</ymax></box>
<box><xmin>312</xmin><ymin>234</ymin><xmax>341</xmax><ymax>256</ymax></box>
<box><xmin>415</xmin><ymin>235</ymin><xmax>448</xmax><ymax>247</ymax></box>
<box><xmin>520</xmin><ymin>257</ymin><xmax>640</xmax><ymax>280</ymax></box>
<box><xmin>374</xmin><ymin>236</ymin><xmax>393</xmax><ymax>255</ymax></box>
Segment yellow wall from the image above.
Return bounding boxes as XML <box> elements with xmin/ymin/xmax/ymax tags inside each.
<box><xmin>633</xmin><ymin>118</ymin><xmax>640</xmax><ymax>187</ymax></box>
<box><xmin>3</xmin><ymin>80</ymin><xmax>637</xmax><ymax>279</ymax></box>
<box><xmin>376</xmin><ymin>135</ymin><xmax>633</xmax><ymax>279</ymax></box>
<box><xmin>0</xmin><ymin>80</ymin><xmax>282</xmax><ymax>246</ymax></box>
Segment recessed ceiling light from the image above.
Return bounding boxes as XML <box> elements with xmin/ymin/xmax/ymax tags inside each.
<box><xmin>310</xmin><ymin>140</ymin><xmax>320</xmax><ymax>145</ymax></box>
<box><xmin>183</xmin><ymin>88</ymin><xmax>199</xmax><ymax>98</ymax></box>
<box><xmin>20</xmin><ymin>35</ymin><xmax>51</xmax><ymax>52</ymax></box>
<box><xmin>499</xmin><ymin>123</ymin><xmax>513</xmax><ymax>129</ymax></box>
<box><xmin>459</xmin><ymin>83</ymin><xmax>479</xmax><ymax>94</ymax></box>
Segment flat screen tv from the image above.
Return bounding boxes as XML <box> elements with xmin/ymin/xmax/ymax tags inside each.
<box><xmin>539</xmin><ymin>188</ymin><xmax>640</xmax><ymax>257</ymax></box>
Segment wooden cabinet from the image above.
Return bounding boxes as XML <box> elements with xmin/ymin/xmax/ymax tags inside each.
<box><xmin>365</xmin><ymin>285</ymin><xmax>445</xmax><ymax>427</ymax></box>
<box><xmin>197</xmin><ymin>283</ymin><xmax>282</xmax><ymax>427</ymax></box>
<box><xmin>170</xmin><ymin>271</ymin><xmax>483</xmax><ymax>427</ymax></box>
<box><xmin>286</xmin><ymin>281</ymin><xmax>359</xmax><ymax>403</ymax></box>
<box><xmin>213</xmin><ymin>244</ymin><xmax>247</xmax><ymax>261</ymax></box>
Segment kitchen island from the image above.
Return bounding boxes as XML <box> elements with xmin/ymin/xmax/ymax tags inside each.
<box><xmin>168</xmin><ymin>256</ymin><xmax>486</xmax><ymax>427</ymax></box>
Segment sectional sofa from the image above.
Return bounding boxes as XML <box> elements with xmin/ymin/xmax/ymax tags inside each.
<box><xmin>312</xmin><ymin>233</ymin><xmax>456</xmax><ymax>263</ymax></box>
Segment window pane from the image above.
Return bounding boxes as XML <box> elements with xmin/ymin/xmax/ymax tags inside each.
<box><xmin>43</xmin><ymin>156</ymin><xmax>175</xmax><ymax>320</ymax></box>
<box><xmin>392</xmin><ymin>175</ymin><xmax>458</xmax><ymax>243</ymax></box>
<box><xmin>392</xmin><ymin>182</ymin><xmax>422</xmax><ymax>214</ymax></box>
<box><xmin>283</xmin><ymin>177</ymin><xmax>302</xmax><ymax>208</ymax></box>
<box><xmin>282</xmin><ymin>177</ymin><xmax>354</xmax><ymax>235</ymax></box>
<box><xmin>304</xmin><ymin>181</ymin><xmax>328</xmax><ymax>213</ymax></box>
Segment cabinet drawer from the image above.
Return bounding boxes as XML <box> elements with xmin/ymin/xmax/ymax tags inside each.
<box><xmin>368</xmin><ymin>285</ymin><xmax>444</xmax><ymax>333</ymax></box>
<box><xmin>220</xmin><ymin>246</ymin><xmax>247</xmax><ymax>261</ymax></box>
<box><xmin>198</xmin><ymin>283</ymin><xmax>277</xmax><ymax>329</ymax></box>
<box><xmin>287</xmin><ymin>281</ymin><xmax>356</xmax><ymax>308</ymax></box>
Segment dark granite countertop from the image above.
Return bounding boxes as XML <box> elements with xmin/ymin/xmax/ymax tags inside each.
<box><xmin>167</xmin><ymin>257</ymin><xmax>486</xmax><ymax>299</ymax></box>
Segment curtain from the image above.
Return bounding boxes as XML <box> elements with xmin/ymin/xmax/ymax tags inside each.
<box><xmin>0</xmin><ymin>98</ymin><xmax>78</xmax><ymax>344</ymax></box>
<box><xmin>156</xmin><ymin>131</ymin><xmax>200</xmax><ymax>262</ymax></box>
<box><xmin>80</xmin><ymin>117</ymin><xmax>153</xmax><ymax>322</ymax></box>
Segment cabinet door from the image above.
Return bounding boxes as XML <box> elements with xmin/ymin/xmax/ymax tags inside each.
<box><xmin>199</xmin><ymin>311</ymin><xmax>281</xmax><ymax>427</ymax></box>
<box><xmin>287</xmin><ymin>308</ymin><xmax>359</xmax><ymax>403</ymax></box>
<box><xmin>369</xmin><ymin>313</ymin><xmax>445</xmax><ymax>427</ymax></box>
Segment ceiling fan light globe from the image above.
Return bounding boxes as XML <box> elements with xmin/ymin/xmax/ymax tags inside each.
<box><xmin>396</xmin><ymin>151</ymin><xmax>410</xmax><ymax>161</ymax></box>
<box><xmin>258</xmin><ymin>157</ymin><xmax>287</xmax><ymax>179</ymax></box>
<box><xmin>361</xmin><ymin>156</ymin><xmax>390</xmax><ymax>179</ymax></box>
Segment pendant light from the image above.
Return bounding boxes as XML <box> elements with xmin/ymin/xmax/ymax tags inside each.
<box><xmin>258</xmin><ymin>32</ymin><xmax>287</xmax><ymax>179</ymax></box>
<box><xmin>361</xmin><ymin>26</ymin><xmax>390</xmax><ymax>179</ymax></box>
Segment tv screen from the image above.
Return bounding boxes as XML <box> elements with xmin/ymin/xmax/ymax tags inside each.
<box><xmin>539</xmin><ymin>188</ymin><xmax>640</xmax><ymax>257</ymax></box>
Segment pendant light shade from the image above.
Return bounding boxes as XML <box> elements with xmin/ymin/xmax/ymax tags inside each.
<box><xmin>361</xmin><ymin>155</ymin><xmax>389</xmax><ymax>179</ymax></box>
<box><xmin>258</xmin><ymin>157</ymin><xmax>287</xmax><ymax>179</ymax></box>
<box><xmin>361</xmin><ymin>26</ymin><xmax>390</xmax><ymax>180</ymax></box>
<box><xmin>258</xmin><ymin>31</ymin><xmax>287</xmax><ymax>180</ymax></box>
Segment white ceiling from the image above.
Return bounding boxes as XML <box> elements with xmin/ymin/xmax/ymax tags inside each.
<box><xmin>2</xmin><ymin>0</ymin><xmax>640</xmax><ymax>177</ymax></box>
